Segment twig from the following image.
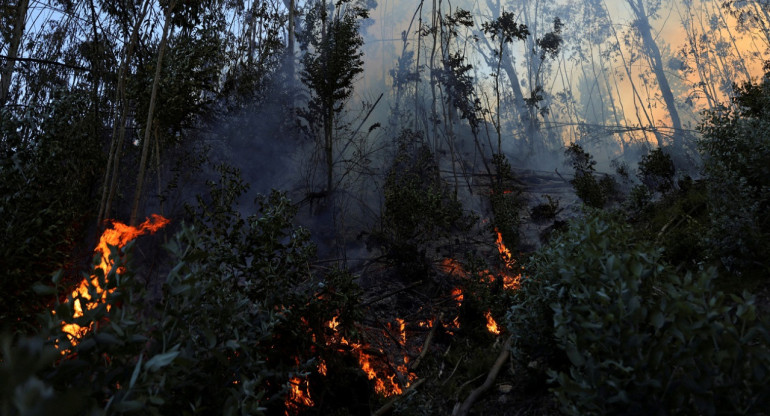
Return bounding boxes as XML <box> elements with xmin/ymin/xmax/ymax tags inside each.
<box><xmin>411</xmin><ymin>314</ymin><xmax>441</xmax><ymax>371</ymax></box>
<box><xmin>361</xmin><ymin>280</ymin><xmax>424</xmax><ymax>307</ymax></box>
<box><xmin>452</xmin><ymin>336</ymin><xmax>513</xmax><ymax>416</ymax></box>
<box><xmin>371</xmin><ymin>378</ymin><xmax>426</xmax><ymax>416</ymax></box>
<box><xmin>0</xmin><ymin>54</ymin><xmax>90</xmax><ymax>71</ymax></box>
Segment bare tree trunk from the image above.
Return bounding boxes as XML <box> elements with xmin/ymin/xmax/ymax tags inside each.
<box><xmin>130</xmin><ymin>0</ymin><xmax>176</xmax><ymax>225</ymax></box>
<box><xmin>604</xmin><ymin>0</ymin><xmax>660</xmax><ymax>146</ymax></box>
<box><xmin>0</xmin><ymin>0</ymin><xmax>30</xmax><ymax>105</ymax></box>
<box><xmin>98</xmin><ymin>0</ymin><xmax>151</xmax><ymax>225</ymax></box>
<box><xmin>287</xmin><ymin>0</ymin><xmax>295</xmax><ymax>91</ymax></box>
<box><xmin>627</xmin><ymin>0</ymin><xmax>683</xmax><ymax>150</ymax></box>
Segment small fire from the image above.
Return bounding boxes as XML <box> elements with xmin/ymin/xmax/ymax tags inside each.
<box><xmin>59</xmin><ymin>215</ymin><xmax>170</xmax><ymax>342</ymax></box>
<box><xmin>451</xmin><ymin>287</ymin><xmax>464</xmax><ymax>306</ymax></box>
<box><xmin>494</xmin><ymin>228</ymin><xmax>513</xmax><ymax>266</ymax></box>
<box><xmin>285</xmin><ymin>377</ymin><xmax>314</xmax><ymax>416</ymax></box>
<box><xmin>494</xmin><ymin>228</ymin><xmax>521</xmax><ymax>290</ymax></box>
<box><xmin>484</xmin><ymin>311</ymin><xmax>501</xmax><ymax>335</ymax></box>
<box><xmin>395</xmin><ymin>318</ymin><xmax>406</xmax><ymax>345</ymax></box>
<box><xmin>441</xmin><ymin>258</ymin><xmax>467</xmax><ymax>278</ymax></box>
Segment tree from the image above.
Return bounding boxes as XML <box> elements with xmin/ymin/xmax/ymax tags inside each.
<box><xmin>0</xmin><ymin>0</ymin><xmax>29</xmax><ymax>105</ymax></box>
<box><xmin>626</xmin><ymin>0</ymin><xmax>685</xmax><ymax>150</ymax></box>
<box><xmin>299</xmin><ymin>0</ymin><xmax>368</xmax><ymax>194</ymax></box>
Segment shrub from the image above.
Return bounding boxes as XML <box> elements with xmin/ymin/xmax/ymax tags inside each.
<box><xmin>0</xmin><ymin>89</ymin><xmax>103</xmax><ymax>331</ymax></box>
<box><xmin>507</xmin><ymin>212</ymin><xmax>770</xmax><ymax>415</ymax></box>
<box><xmin>1</xmin><ymin>174</ymin><xmax>363</xmax><ymax>415</ymax></box>
<box><xmin>699</xmin><ymin>76</ymin><xmax>770</xmax><ymax>275</ymax></box>
<box><xmin>489</xmin><ymin>153</ymin><xmax>525</xmax><ymax>250</ymax></box>
<box><xmin>638</xmin><ymin>148</ymin><xmax>675</xmax><ymax>194</ymax></box>
<box><xmin>564</xmin><ymin>143</ymin><xmax>617</xmax><ymax>209</ymax></box>
<box><xmin>374</xmin><ymin>130</ymin><xmax>473</xmax><ymax>280</ymax></box>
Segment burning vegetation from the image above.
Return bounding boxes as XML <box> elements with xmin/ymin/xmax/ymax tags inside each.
<box><xmin>58</xmin><ymin>215</ymin><xmax>170</xmax><ymax>343</ymax></box>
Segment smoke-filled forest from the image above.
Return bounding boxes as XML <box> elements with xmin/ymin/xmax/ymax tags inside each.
<box><xmin>3</xmin><ymin>0</ymin><xmax>770</xmax><ymax>414</ymax></box>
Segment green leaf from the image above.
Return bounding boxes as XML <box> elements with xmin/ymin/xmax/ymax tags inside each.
<box><xmin>650</xmin><ymin>311</ymin><xmax>665</xmax><ymax>330</ymax></box>
<box><xmin>32</xmin><ymin>283</ymin><xmax>57</xmax><ymax>296</ymax></box>
<box><xmin>144</xmin><ymin>349</ymin><xmax>180</xmax><ymax>372</ymax></box>
<box><xmin>130</xmin><ymin>354</ymin><xmax>143</xmax><ymax>389</ymax></box>
<box><xmin>566</xmin><ymin>346</ymin><xmax>585</xmax><ymax>366</ymax></box>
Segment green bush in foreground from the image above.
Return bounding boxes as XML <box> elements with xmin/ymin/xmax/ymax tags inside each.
<box><xmin>1</xmin><ymin>186</ymin><xmax>362</xmax><ymax>415</ymax></box>
<box><xmin>508</xmin><ymin>212</ymin><xmax>770</xmax><ymax>415</ymax></box>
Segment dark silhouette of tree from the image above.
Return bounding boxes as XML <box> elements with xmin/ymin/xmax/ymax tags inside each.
<box><xmin>299</xmin><ymin>0</ymin><xmax>368</xmax><ymax>194</ymax></box>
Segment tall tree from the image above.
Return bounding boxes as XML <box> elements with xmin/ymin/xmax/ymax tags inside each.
<box><xmin>0</xmin><ymin>0</ymin><xmax>30</xmax><ymax>105</ymax></box>
<box><xmin>299</xmin><ymin>0</ymin><xmax>367</xmax><ymax>194</ymax></box>
<box><xmin>130</xmin><ymin>0</ymin><xmax>178</xmax><ymax>225</ymax></box>
<box><xmin>626</xmin><ymin>0</ymin><xmax>684</xmax><ymax>150</ymax></box>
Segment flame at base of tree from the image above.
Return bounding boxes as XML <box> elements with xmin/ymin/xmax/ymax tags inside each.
<box><xmin>59</xmin><ymin>214</ymin><xmax>170</xmax><ymax>341</ymax></box>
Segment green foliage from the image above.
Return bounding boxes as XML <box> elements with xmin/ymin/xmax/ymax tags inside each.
<box><xmin>481</xmin><ymin>11</ymin><xmax>529</xmax><ymax>44</ymax></box>
<box><xmin>638</xmin><ymin>148</ymin><xmax>675</xmax><ymax>194</ymax></box>
<box><xmin>376</xmin><ymin>130</ymin><xmax>473</xmax><ymax>280</ymax></box>
<box><xmin>508</xmin><ymin>212</ymin><xmax>770</xmax><ymax>415</ymax></box>
<box><xmin>564</xmin><ymin>143</ymin><xmax>616</xmax><ymax>209</ymax></box>
<box><xmin>0</xmin><ymin>88</ymin><xmax>103</xmax><ymax>331</ymax></box>
<box><xmin>1</xmin><ymin>169</ymin><xmax>363</xmax><ymax>415</ymax></box>
<box><xmin>490</xmin><ymin>153</ymin><xmax>524</xmax><ymax>250</ymax></box>
<box><xmin>699</xmin><ymin>75</ymin><xmax>770</xmax><ymax>275</ymax></box>
<box><xmin>299</xmin><ymin>1</ymin><xmax>367</xmax><ymax>119</ymax></box>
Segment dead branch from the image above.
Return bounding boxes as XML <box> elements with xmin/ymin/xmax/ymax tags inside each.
<box><xmin>410</xmin><ymin>313</ymin><xmax>441</xmax><ymax>371</ymax></box>
<box><xmin>371</xmin><ymin>378</ymin><xmax>426</xmax><ymax>416</ymax></box>
<box><xmin>452</xmin><ymin>336</ymin><xmax>513</xmax><ymax>416</ymax></box>
<box><xmin>0</xmin><ymin>54</ymin><xmax>90</xmax><ymax>72</ymax></box>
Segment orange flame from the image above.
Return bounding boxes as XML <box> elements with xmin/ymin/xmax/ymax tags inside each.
<box><xmin>494</xmin><ymin>229</ymin><xmax>521</xmax><ymax>290</ymax></box>
<box><xmin>484</xmin><ymin>311</ymin><xmax>501</xmax><ymax>335</ymax></box>
<box><xmin>60</xmin><ymin>215</ymin><xmax>170</xmax><ymax>341</ymax></box>
<box><xmin>451</xmin><ymin>287</ymin><xmax>463</xmax><ymax>307</ymax></box>
<box><xmin>285</xmin><ymin>377</ymin><xmax>314</xmax><ymax>415</ymax></box>
<box><xmin>322</xmin><ymin>316</ymin><xmax>415</xmax><ymax>397</ymax></box>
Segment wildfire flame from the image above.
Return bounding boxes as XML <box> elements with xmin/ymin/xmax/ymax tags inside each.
<box><xmin>285</xmin><ymin>377</ymin><xmax>314</xmax><ymax>416</ymax></box>
<box><xmin>485</xmin><ymin>311</ymin><xmax>501</xmax><ymax>335</ymax></box>
<box><xmin>60</xmin><ymin>214</ymin><xmax>170</xmax><ymax>341</ymax></box>
<box><xmin>494</xmin><ymin>228</ymin><xmax>521</xmax><ymax>290</ymax></box>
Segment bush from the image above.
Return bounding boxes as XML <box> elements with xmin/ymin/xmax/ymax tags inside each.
<box><xmin>638</xmin><ymin>148</ymin><xmax>675</xmax><ymax>194</ymax></box>
<box><xmin>374</xmin><ymin>130</ymin><xmax>473</xmax><ymax>280</ymax></box>
<box><xmin>489</xmin><ymin>153</ymin><xmax>525</xmax><ymax>250</ymax></box>
<box><xmin>699</xmin><ymin>76</ymin><xmax>770</xmax><ymax>276</ymax></box>
<box><xmin>1</xmin><ymin>89</ymin><xmax>103</xmax><ymax>331</ymax></box>
<box><xmin>507</xmin><ymin>212</ymin><xmax>770</xmax><ymax>415</ymax></box>
<box><xmin>564</xmin><ymin>143</ymin><xmax>617</xmax><ymax>209</ymax></box>
<box><xmin>1</xmin><ymin>174</ymin><xmax>363</xmax><ymax>415</ymax></box>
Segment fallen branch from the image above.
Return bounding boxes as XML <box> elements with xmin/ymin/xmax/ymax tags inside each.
<box><xmin>410</xmin><ymin>313</ymin><xmax>441</xmax><ymax>371</ymax></box>
<box><xmin>452</xmin><ymin>336</ymin><xmax>512</xmax><ymax>416</ymax></box>
<box><xmin>371</xmin><ymin>378</ymin><xmax>426</xmax><ymax>416</ymax></box>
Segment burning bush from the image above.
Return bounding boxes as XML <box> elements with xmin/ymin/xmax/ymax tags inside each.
<box><xmin>1</xmin><ymin>169</ymin><xmax>370</xmax><ymax>415</ymax></box>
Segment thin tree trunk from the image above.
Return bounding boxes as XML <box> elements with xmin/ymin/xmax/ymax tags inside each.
<box><xmin>98</xmin><ymin>0</ymin><xmax>151</xmax><ymax>225</ymax></box>
<box><xmin>628</xmin><ymin>0</ymin><xmax>683</xmax><ymax>149</ymax></box>
<box><xmin>287</xmin><ymin>0</ymin><xmax>295</xmax><ymax>91</ymax></box>
<box><xmin>130</xmin><ymin>1</ymin><xmax>176</xmax><ymax>225</ymax></box>
<box><xmin>0</xmin><ymin>0</ymin><xmax>30</xmax><ymax>105</ymax></box>
<box><xmin>88</xmin><ymin>0</ymin><xmax>101</xmax><ymax>146</ymax></box>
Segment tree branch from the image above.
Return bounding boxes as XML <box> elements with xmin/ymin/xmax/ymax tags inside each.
<box><xmin>0</xmin><ymin>54</ymin><xmax>90</xmax><ymax>72</ymax></box>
